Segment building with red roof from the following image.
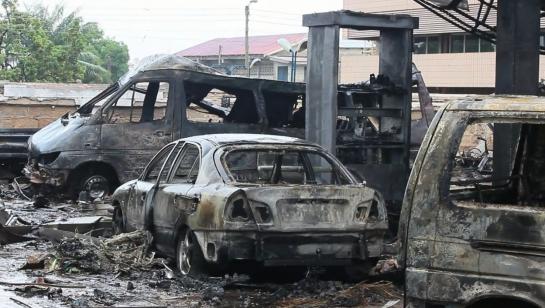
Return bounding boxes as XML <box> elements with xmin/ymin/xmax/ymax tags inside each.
<box><xmin>175</xmin><ymin>33</ymin><xmax>308</xmax><ymax>81</ymax></box>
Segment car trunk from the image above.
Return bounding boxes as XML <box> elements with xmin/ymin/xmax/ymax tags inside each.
<box><xmin>243</xmin><ymin>185</ymin><xmax>381</xmax><ymax>231</ymax></box>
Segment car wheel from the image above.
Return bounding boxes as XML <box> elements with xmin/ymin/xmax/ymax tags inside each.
<box><xmin>176</xmin><ymin>229</ymin><xmax>206</xmax><ymax>277</ymax></box>
<box><xmin>82</xmin><ymin>174</ymin><xmax>110</xmax><ymax>199</ymax></box>
<box><xmin>70</xmin><ymin>171</ymin><xmax>112</xmax><ymax>201</ymax></box>
<box><xmin>112</xmin><ymin>206</ymin><xmax>125</xmax><ymax>235</ymax></box>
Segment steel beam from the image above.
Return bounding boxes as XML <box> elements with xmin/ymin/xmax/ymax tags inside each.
<box><xmin>494</xmin><ymin>0</ymin><xmax>541</xmax><ymax>182</ymax></box>
<box><xmin>495</xmin><ymin>0</ymin><xmax>540</xmax><ymax>95</ymax></box>
<box><xmin>303</xmin><ymin>11</ymin><xmax>419</xmax><ymax>30</ymax></box>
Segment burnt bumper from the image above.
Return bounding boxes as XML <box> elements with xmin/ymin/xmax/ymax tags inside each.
<box><xmin>23</xmin><ymin>163</ymin><xmax>68</xmax><ymax>187</ymax></box>
<box><xmin>195</xmin><ymin>231</ymin><xmax>384</xmax><ymax>267</ymax></box>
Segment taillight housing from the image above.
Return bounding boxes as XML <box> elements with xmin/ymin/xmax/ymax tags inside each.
<box><xmin>225</xmin><ymin>192</ymin><xmax>253</xmax><ymax>222</ymax></box>
<box><xmin>354</xmin><ymin>192</ymin><xmax>384</xmax><ymax>223</ymax></box>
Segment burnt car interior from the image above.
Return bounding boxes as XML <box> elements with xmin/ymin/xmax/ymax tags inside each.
<box><xmin>449</xmin><ymin>120</ymin><xmax>545</xmax><ymax>207</ymax></box>
<box><xmin>105</xmin><ymin>81</ymin><xmax>168</xmax><ymax>124</ymax></box>
<box><xmin>183</xmin><ymin>80</ymin><xmax>304</xmax><ymax>128</ymax></box>
<box><xmin>223</xmin><ymin>148</ymin><xmax>351</xmax><ymax>185</ymax></box>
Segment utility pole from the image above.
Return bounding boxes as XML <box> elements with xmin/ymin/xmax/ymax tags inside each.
<box><xmin>245</xmin><ymin>0</ymin><xmax>257</xmax><ymax>77</ymax></box>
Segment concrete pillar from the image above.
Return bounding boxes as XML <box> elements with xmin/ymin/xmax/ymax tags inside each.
<box><xmin>305</xmin><ymin>25</ymin><xmax>340</xmax><ymax>154</ymax></box>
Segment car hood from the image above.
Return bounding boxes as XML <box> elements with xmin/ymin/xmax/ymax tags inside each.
<box><xmin>29</xmin><ymin>114</ymin><xmax>94</xmax><ymax>157</ymax></box>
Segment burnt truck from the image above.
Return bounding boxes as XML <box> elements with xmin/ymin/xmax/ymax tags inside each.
<box><xmin>25</xmin><ymin>55</ymin><xmax>412</xmax><ymax>207</ymax></box>
<box><xmin>400</xmin><ymin>96</ymin><xmax>545</xmax><ymax>308</ymax></box>
<box><xmin>0</xmin><ymin>128</ymin><xmax>38</xmax><ymax>179</ymax></box>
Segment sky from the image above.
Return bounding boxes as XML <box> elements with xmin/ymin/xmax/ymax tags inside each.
<box><xmin>23</xmin><ymin>0</ymin><xmax>342</xmax><ymax>61</ymax></box>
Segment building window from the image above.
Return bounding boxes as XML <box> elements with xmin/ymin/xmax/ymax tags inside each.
<box><xmin>480</xmin><ymin>39</ymin><xmax>495</xmax><ymax>52</ymax></box>
<box><xmin>451</xmin><ymin>34</ymin><xmax>465</xmax><ymax>53</ymax></box>
<box><xmin>413</xmin><ymin>36</ymin><xmax>441</xmax><ymax>54</ymax></box>
<box><xmin>449</xmin><ymin>34</ymin><xmax>495</xmax><ymax>53</ymax></box>
<box><xmin>414</xmin><ymin>37</ymin><xmax>427</xmax><ymax>54</ymax></box>
<box><xmin>465</xmin><ymin>36</ymin><xmax>479</xmax><ymax>52</ymax></box>
<box><xmin>277</xmin><ymin>66</ymin><xmax>288</xmax><ymax>81</ymax></box>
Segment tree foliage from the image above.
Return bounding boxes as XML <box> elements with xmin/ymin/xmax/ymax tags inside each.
<box><xmin>0</xmin><ymin>0</ymin><xmax>129</xmax><ymax>83</ymax></box>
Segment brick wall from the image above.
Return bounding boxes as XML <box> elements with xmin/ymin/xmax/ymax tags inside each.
<box><xmin>0</xmin><ymin>99</ymin><xmax>77</xmax><ymax>128</ymax></box>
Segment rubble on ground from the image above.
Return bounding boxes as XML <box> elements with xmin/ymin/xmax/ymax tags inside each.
<box><xmin>0</xmin><ymin>184</ymin><xmax>403</xmax><ymax>307</ymax></box>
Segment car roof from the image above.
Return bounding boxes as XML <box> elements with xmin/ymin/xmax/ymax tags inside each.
<box><xmin>180</xmin><ymin>134</ymin><xmax>316</xmax><ymax>147</ymax></box>
<box><xmin>446</xmin><ymin>95</ymin><xmax>545</xmax><ymax>112</ymax></box>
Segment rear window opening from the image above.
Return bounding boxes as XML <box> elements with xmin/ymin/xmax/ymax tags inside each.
<box><xmin>448</xmin><ymin>121</ymin><xmax>545</xmax><ymax>207</ymax></box>
<box><xmin>223</xmin><ymin>148</ymin><xmax>352</xmax><ymax>185</ymax></box>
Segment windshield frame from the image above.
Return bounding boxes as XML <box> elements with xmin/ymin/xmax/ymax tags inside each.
<box><xmin>74</xmin><ymin>82</ymin><xmax>120</xmax><ymax>115</ymax></box>
<box><xmin>216</xmin><ymin>144</ymin><xmax>357</xmax><ymax>186</ymax></box>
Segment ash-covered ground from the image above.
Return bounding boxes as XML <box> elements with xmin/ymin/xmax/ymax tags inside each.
<box><xmin>0</xmin><ymin>183</ymin><xmax>402</xmax><ymax>308</ymax></box>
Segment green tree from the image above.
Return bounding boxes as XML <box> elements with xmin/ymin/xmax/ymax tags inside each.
<box><xmin>0</xmin><ymin>1</ymin><xmax>129</xmax><ymax>83</ymax></box>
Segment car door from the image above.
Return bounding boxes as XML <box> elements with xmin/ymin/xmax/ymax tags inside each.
<box><xmin>151</xmin><ymin>142</ymin><xmax>201</xmax><ymax>255</ymax></box>
<box><xmin>125</xmin><ymin>143</ymin><xmax>177</xmax><ymax>230</ymax></box>
<box><xmin>100</xmin><ymin>77</ymin><xmax>175</xmax><ymax>183</ymax></box>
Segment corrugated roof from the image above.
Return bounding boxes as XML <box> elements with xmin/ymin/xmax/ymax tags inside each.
<box><xmin>176</xmin><ymin>33</ymin><xmax>307</xmax><ymax>57</ymax></box>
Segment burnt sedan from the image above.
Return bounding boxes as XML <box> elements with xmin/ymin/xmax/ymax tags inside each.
<box><xmin>111</xmin><ymin>134</ymin><xmax>388</xmax><ymax>276</ymax></box>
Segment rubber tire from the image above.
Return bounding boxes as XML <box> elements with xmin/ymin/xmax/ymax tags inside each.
<box><xmin>176</xmin><ymin>229</ymin><xmax>207</xmax><ymax>277</ymax></box>
<box><xmin>112</xmin><ymin>206</ymin><xmax>125</xmax><ymax>235</ymax></box>
<box><xmin>69</xmin><ymin>170</ymin><xmax>112</xmax><ymax>201</ymax></box>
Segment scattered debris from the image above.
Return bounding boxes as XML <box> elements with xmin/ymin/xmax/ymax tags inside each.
<box><xmin>11</xmin><ymin>177</ymin><xmax>32</xmax><ymax>201</ymax></box>
<box><xmin>374</xmin><ymin>258</ymin><xmax>400</xmax><ymax>275</ymax></box>
<box><xmin>10</xmin><ymin>297</ymin><xmax>33</xmax><ymax>308</ymax></box>
<box><xmin>33</xmin><ymin>196</ymin><xmax>50</xmax><ymax>209</ymax></box>
<box><xmin>0</xmin><ymin>183</ymin><xmax>403</xmax><ymax>307</ymax></box>
<box><xmin>41</xmin><ymin>216</ymin><xmax>109</xmax><ymax>235</ymax></box>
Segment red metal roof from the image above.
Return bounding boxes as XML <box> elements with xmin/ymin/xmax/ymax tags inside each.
<box><xmin>176</xmin><ymin>33</ymin><xmax>307</xmax><ymax>57</ymax></box>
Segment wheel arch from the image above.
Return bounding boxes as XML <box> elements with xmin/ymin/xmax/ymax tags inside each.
<box><xmin>67</xmin><ymin>160</ymin><xmax>121</xmax><ymax>190</ymax></box>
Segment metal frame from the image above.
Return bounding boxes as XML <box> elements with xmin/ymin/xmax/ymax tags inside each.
<box><xmin>303</xmin><ymin>11</ymin><xmax>419</xmax><ymax>204</ymax></box>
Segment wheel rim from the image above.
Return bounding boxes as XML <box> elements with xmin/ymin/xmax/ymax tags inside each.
<box><xmin>83</xmin><ymin>175</ymin><xmax>109</xmax><ymax>199</ymax></box>
<box><xmin>179</xmin><ymin>231</ymin><xmax>193</xmax><ymax>275</ymax></box>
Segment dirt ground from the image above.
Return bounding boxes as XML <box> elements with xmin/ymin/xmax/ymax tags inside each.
<box><xmin>0</xmin><ymin>186</ymin><xmax>403</xmax><ymax>308</ymax></box>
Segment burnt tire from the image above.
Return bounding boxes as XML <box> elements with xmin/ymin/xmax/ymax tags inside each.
<box><xmin>176</xmin><ymin>229</ymin><xmax>207</xmax><ymax>277</ymax></box>
<box><xmin>69</xmin><ymin>169</ymin><xmax>113</xmax><ymax>200</ymax></box>
<box><xmin>112</xmin><ymin>206</ymin><xmax>125</xmax><ymax>235</ymax></box>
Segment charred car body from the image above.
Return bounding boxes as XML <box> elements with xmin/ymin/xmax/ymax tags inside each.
<box><xmin>111</xmin><ymin>134</ymin><xmax>387</xmax><ymax>276</ymax></box>
<box><xmin>400</xmin><ymin>96</ymin><xmax>545</xmax><ymax>308</ymax></box>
